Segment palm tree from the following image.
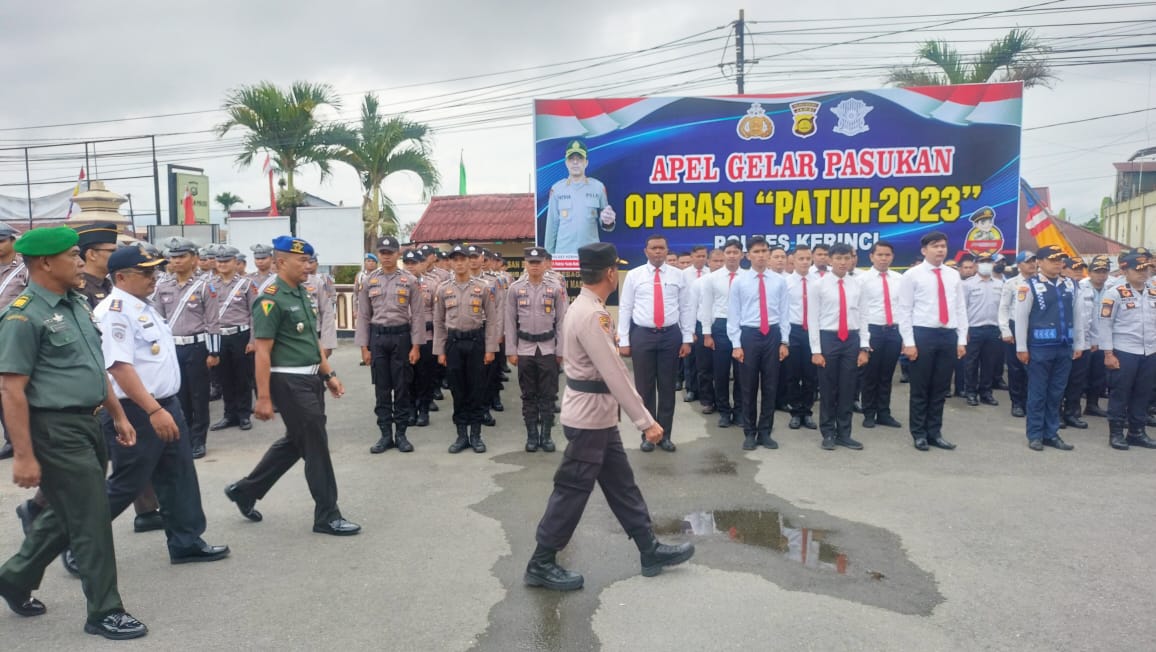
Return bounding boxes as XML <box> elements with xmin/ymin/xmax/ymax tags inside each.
<box><xmin>215</xmin><ymin>192</ymin><xmax>243</xmax><ymax>215</ymax></box>
<box><xmin>886</xmin><ymin>29</ymin><xmax>1055</xmax><ymax>88</ymax></box>
<box><xmin>216</xmin><ymin>81</ymin><xmax>349</xmax><ymax>233</ymax></box>
<box><xmin>331</xmin><ymin>93</ymin><xmax>440</xmax><ymax>251</ymax></box>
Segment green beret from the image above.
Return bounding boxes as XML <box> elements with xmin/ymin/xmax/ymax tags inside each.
<box><xmin>14</xmin><ymin>226</ymin><xmax>79</xmax><ymax>257</ymax></box>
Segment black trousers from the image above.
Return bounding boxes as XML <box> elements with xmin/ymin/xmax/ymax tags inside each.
<box><xmin>909</xmin><ymin>327</ymin><xmax>957</xmax><ymax>441</ymax></box>
<box><xmin>693</xmin><ymin>322</ymin><xmax>714</xmax><ymax>406</ymax></box>
<box><xmin>1063</xmin><ymin>349</ymin><xmax>1092</xmax><ymax>417</ymax></box>
<box><xmin>1084</xmin><ymin>348</ymin><xmax>1107</xmax><ymax>405</ymax></box>
<box><xmin>953</xmin><ymin>354</ymin><xmax>967</xmax><ymax>395</ymax></box>
<box><xmin>232</xmin><ymin>373</ymin><xmax>341</xmax><ymax>526</ymax></box>
<box><xmin>370</xmin><ymin>330</ymin><xmax>414</xmax><ymax>429</ymax></box>
<box><xmin>683</xmin><ymin>326</ymin><xmax>698</xmax><ymax>394</ymax></box>
<box><xmin>486</xmin><ymin>339</ymin><xmax>505</xmax><ymax>405</ymax></box>
<box><xmin>446</xmin><ymin>333</ymin><xmax>487</xmax><ymax>426</ymax></box>
<box><xmin>412</xmin><ymin>338</ymin><xmax>436</xmax><ymax>406</ymax></box>
<box><xmin>101</xmin><ymin>396</ymin><xmax>206</xmax><ymax>553</ymax></box>
<box><xmin>710</xmin><ymin>319</ymin><xmax>742</xmax><ymax>416</ymax></box>
<box><xmin>965</xmin><ymin>325</ymin><xmax>1002</xmax><ymax>398</ymax></box>
<box><xmin>784</xmin><ymin>324</ymin><xmax>816</xmax><ymax>417</ymax></box>
<box><xmin>1004</xmin><ymin>321</ymin><xmax>1028</xmax><ymax>409</ymax></box>
<box><xmin>535</xmin><ymin>426</ymin><xmax>651</xmax><ymax>550</ymax></box>
<box><xmin>861</xmin><ymin>324</ymin><xmax>901</xmax><ymax>419</ymax></box>
<box><xmin>1108</xmin><ymin>352</ymin><xmax>1156</xmax><ymax>432</ymax></box>
<box><xmin>818</xmin><ymin>331</ymin><xmax>859</xmax><ymax>440</ymax></box>
<box><xmin>518</xmin><ymin>352</ymin><xmax>559</xmax><ymax>425</ymax></box>
<box><xmin>629</xmin><ymin>324</ymin><xmax>681</xmax><ymax>441</ymax></box>
<box><xmin>219</xmin><ymin>330</ymin><xmax>253</xmax><ymax>421</ymax></box>
<box><xmin>739</xmin><ymin>325</ymin><xmax>782</xmax><ymax>436</ymax></box>
<box><xmin>176</xmin><ymin>341</ymin><xmax>209</xmax><ymax>448</ymax></box>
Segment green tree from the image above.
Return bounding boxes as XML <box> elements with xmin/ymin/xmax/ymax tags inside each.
<box><xmin>331</xmin><ymin>93</ymin><xmax>439</xmax><ymax>251</ymax></box>
<box><xmin>1082</xmin><ymin>215</ymin><xmax>1102</xmax><ymax>234</ymax></box>
<box><xmin>216</xmin><ymin>81</ymin><xmax>348</xmax><ymax>233</ymax></box>
<box><xmin>215</xmin><ymin>191</ymin><xmax>243</xmax><ymax>214</ymax></box>
<box><xmin>886</xmin><ymin>29</ymin><xmax>1055</xmax><ymax>88</ymax></box>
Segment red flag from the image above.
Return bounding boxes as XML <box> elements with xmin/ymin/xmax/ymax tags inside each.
<box><xmin>65</xmin><ymin>168</ymin><xmax>86</xmax><ymax>218</ymax></box>
<box><xmin>263</xmin><ymin>154</ymin><xmax>279</xmax><ymax>217</ymax></box>
<box><xmin>182</xmin><ymin>185</ymin><xmax>195</xmax><ymax>225</ymax></box>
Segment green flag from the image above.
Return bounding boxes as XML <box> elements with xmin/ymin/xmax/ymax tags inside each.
<box><xmin>458</xmin><ymin>151</ymin><xmax>467</xmax><ymax>195</ymax></box>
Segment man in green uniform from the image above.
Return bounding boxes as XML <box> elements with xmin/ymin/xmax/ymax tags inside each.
<box><xmin>0</xmin><ymin>226</ymin><xmax>148</xmax><ymax>640</ymax></box>
<box><xmin>224</xmin><ymin>236</ymin><xmax>360</xmax><ymax>536</ymax></box>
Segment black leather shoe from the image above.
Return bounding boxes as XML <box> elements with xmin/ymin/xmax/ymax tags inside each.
<box><xmin>15</xmin><ymin>500</ymin><xmax>42</xmax><ymax>537</ymax></box>
<box><xmin>820</xmin><ymin>436</ymin><xmax>836</xmax><ymax>451</ymax></box>
<box><xmin>1058</xmin><ymin>420</ymin><xmax>1067</xmax><ymax>429</ymax></box>
<box><xmin>1147</xmin><ymin>415</ymin><xmax>1156</xmax><ymax>428</ymax></box>
<box><xmin>801</xmin><ymin>416</ymin><xmax>817</xmax><ymax>430</ymax></box>
<box><xmin>966</xmin><ymin>394</ymin><xmax>979</xmax><ymax>406</ymax></box>
<box><xmin>913</xmin><ymin>438</ymin><xmax>929</xmax><ymax>451</ymax></box>
<box><xmin>852</xmin><ymin>400</ymin><xmax>864</xmax><ymax>414</ymax></box>
<box><xmin>1043</xmin><ymin>436</ymin><xmax>1074</xmax><ymax>451</ymax></box>
<box><xmin>482</xmin><ymin>411</ymin><xmax>496</xmax><ymax>427</ymax></box>
<box><xmin>980</xmin><ymin>395</ymin><xmax>999</xmax><ymax>406</ymax></box>
<box><xmin>684</xmin><ymin>391</ymin><xmax>696</xmax><ymax>403</ymax></box>
<box><xmin>862</xmin><ymin>415</ymin><xmax>876</xmax><ymax>428</ymax></box>
<box><xmin>448</xmin><ymin>435</ymin><xmax>470</xmax><ymax>454</ymax></box>
<box><xmin>0</xmin><ymin>441</ymin><xmax>12</xmax><ymax>460</ymax></box>
<box><xmin>471</xmin><ymin>434</ymin><xmax>487</xmax><ymax>454</ymax></box>
<box><xmin>636</xmin><ymin>531</ymin><xmax>695</xmax><ymax>577</ymax></box>
<box><xmin>1084</xmin><ymin>404</ymin><xmax>1108</xmax><ymax>418</ymax></box>
<box><xmin>929</xmin><ymin>438</ymin><xmax>956</xmax><ymax>450</ymax></box>
<box><xmin>788</xmin><ymin>415</ymin><xmax>801</xmax><ymax>429</ymax></box>
<box><xmin>133</xmin><ymin>511</ymin><xmax>164</xmax><ymax>533</ymax></box>
<box><xmin>757</xmin><ymin>433</ymin><xmax>779</xmax><ymax>449</ymax></box>
<box><xmin>492</xmin><ymin>399</ymin><xmax>504</xmax><ymax>412</ymax></box>
<box><xmin>717</xmin><ymin>413</ymin><xmax>730</xmax><ymax>428</ymax></box>
<box><xmin>835</xmin><ymin>436</ymin><xmax>864</xmax><ymax>450</ymax></box>
<box><xmin>428</xmin><ymin>401</ymin><xmax>439</xmax><ymax>412</ymax></box>
<box><xmin>415</xmin><ymin>411</ymin><xmax>430</xmax><ymax>427</ymax></box>
<box><xmin>313</xmin><ymin>518</ymin><xmax>361</xmax><ymax>536</ymax></box>
<box><xmin>1011</xmin><ymin>406</ymin><xmax>1026</xmax><ymax>418</ymax></box>
<box><xmin>640</xmin><ymin>440</ymin><xmax>655</xmax><ymax>452</ymax></box>
<box><xmin>876</xmin><ymin>415</ymin><xmax>902</xmax><ymax>428</ymax></box>
<box><xmin>1126</xmin><ymin>433</ymin><xmax>1156</xmax><ymax>449</ymax></box>
<box><xmin>407</xmin><ymin>414</ymin><xmax>417</xmax><ymax>426</ymax></box>
<box><xmin>395</xmin><ymin>434</ymin><xmax>414</xmax><ymax>453</ymax></box>
<box><xmin>701</xmin><ymin>404</ymin><xmax>716</xmax><ymax>415</ymax></box>
<box><xmin>658</xmin><ymin>438</ymin><xmax>676</xmax><ymax>452</ymax></box>
<box><xmin>540</xmin><ymin>434</ymin><xmax>556</xmax><ymax>453</ymax></box>
<box><xmin>1110</xmin><ymin>432</ymin><xmax>1130</xmax><ymax>450</ymax></box>
<box><xmin>433</xmin><ymin>388</ymin><xmax>445</xmax><ymax>400</ymax></box>
<box><xmin>1028</xmin><ymin>439</ymin><xmax>1044</xmax><ymax>451</ymax></box>
<box><xmin>0</xmin><ymin>582</ymin><xmax>45</xmax><ymax>617</ymax></box>
<box><xmin>731</xmin><ymin>412</ymin><xmax>741</xmax><ymax>425</ymax></box>
<box><xmin>993</xmin><ymin>379</ymin><xmax>1009</xmax><ymax>390</ymax></box>
<box><xmin>370</xmin><ymin>435</ymin><xmax>395</xmax><ymax>454</ymax></box>
<box><xmin>85</xmin><ymin>611</ymin><xmax>148</xmax><ymax>640</ymax></box>
<box><xmin>191</xmin><ymin>444</ymin><xmax>206</xmax><ymax>459</ymax></box>
<box><xmin>674</xmin><ymin>381</ymin><xmax>684</xmax><ymax>391</ymax></box>
<box><xmin>1064</xmin><ymin>415</ymin><xmax>1088</xmax><ymax>429</ymax></box>
<box><xmin>210</xmin><ymin>418</ymin><xmax>238</xmax><ymax>431</ymax></box>
<box><xmin>224</xmin><ymin>483</ymin><xmax>262</xmax><ymax>522</ymax></box>
<box><xmin>525</xmin><ymin>545</ymin><xmax>584</xmax><ymax>591</ymax></box>
<box><xmin>239</xmin><ymin>418</ymin><xmax>252</xmax><ymax>431</ymax></box>
<box><xmin>742</xmin><ymin>433</ymin><xmax>757</xmax><ymax>450</ymax></box>
<box><xmin>170</xmin><ymin>543</ymin><xmax>230</xmax><ymax>564</ymax></box>
<box><xmin>61</xmin><ymin>550</ymin><xmax>79</xmax><ymax>577</ymax></box>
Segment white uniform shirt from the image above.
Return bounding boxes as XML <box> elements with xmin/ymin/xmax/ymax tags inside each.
<box><xmin>785</xmin><ymin>271</ymin><xmax>812</xmax><ymax>326</ymax></box>
<box><xmin>858</xmin><ymin>267</ymin><xmax>902</xmax><ymax>326</ymax></box>
<box><xmin>94</xmin><ymin>287</ymin><xmax>181</xmax><ymax>401</ymax></box>
<box><xmin>897</xmin><ymin>261</ymin><xmax>968</xmax><ymax>347</ymax></box>
<box><xmin>617</xmin><ymin>262</ymin><xmax>694</xmax><ymax>347</ymax></box>
<box><xmin>962</xmin><ymin>274</ymin><xmax>1004</xmax><ymax>327</ymax></box>
<box><xmin>698</xmin><ymin>266</ymin><xmax>741</xmax><ymax>326</ymax></box>
<box><xmin>807</xmin><ymin>272</ymin><xmax>871</xmax><ymax>352</ymax></box>
<box><xmin>998</xmin><ymin>273</ymin><xmax>1032</xmax><ymax>339</ymax></box>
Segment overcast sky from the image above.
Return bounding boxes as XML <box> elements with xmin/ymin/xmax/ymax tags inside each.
<box><xmin>0</xmin><ymin>0</ymin><xmax>1152</xmax><ymax>233</ymax></box>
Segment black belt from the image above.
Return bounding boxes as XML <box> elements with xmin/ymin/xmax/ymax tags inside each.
<box><xmin>869</xmin><ymin>324</ymin><xmax>899</xmax><ymax>330</ymax></box>
<box><xmin>567</xmin><ymin>378</ymin><xmax>610</xmax><ymax>394</ymax></box>
<box><xmin>518</xmin><ymin>329</ymin><xmax>556</xmax><ymax>342</ymax></box>
<box><xmin>33</xmin><ymin>405</ymin><xmax>99</xmax><ymax>415</ymax></box>
<box><xmin>448</xmin><ymin>328</ymin><xmax>484</xmax><ymax>342</ymax></box>
<box><xmin>632</xmin><ymin>322</ymin><xmax>674</xmax><ymax>334</ymax></box>
<box><xmin>372</xmin><ymin>324</ymin><xmax>410</xmax><ymax>336</ymax></box>
<box><xmin>425</xmin><ymin>321</ymin><xmax>434</xmax><ymax>332</ymax></box>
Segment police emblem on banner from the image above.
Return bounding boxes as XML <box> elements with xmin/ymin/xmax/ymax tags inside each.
<box><xmin>736</xmin><ymin>103</ymin><xmax>774</xmax><ymax>141</ymax></box>
<box><xmin>789</xmin><ymin>101</ymin><xmax>820</xmax><ymax>138</ymax></box>
<box><xmin>831</xmin><ymin>98</ymin><xmax>874</xmax><ymax>136</ymax></box>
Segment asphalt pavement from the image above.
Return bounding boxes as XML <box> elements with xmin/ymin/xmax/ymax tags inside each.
<box><xmin>2</xmin><ymin>342</ymin><xmax>1155</xmax><ymax>651</ymax></box>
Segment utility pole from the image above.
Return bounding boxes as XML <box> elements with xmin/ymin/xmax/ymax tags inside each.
<box><xmin>735</xmin><ymin>9</ymin><xmax>746</xmax><ymax>94</ymax></box>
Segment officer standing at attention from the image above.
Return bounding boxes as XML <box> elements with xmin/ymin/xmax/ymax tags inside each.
<box><xmin>858</xmin><ymin>241</ymin><xmax>903</xmax><ymax>429</ymax></box>
<box><xmin>962</xmin><ymin>252</ymin><xmax>1004</xmax><ymax>407</ymax></box>
<box><xmin>698</xmin><ymin>238</ymin><xmax>744</xmax><ymax>429</ymax></box>
<box><xmin>1014</xmin><ymin>246</ymin><xmax>1083</xmax><ymax>451</ymax></box>
<box><xmin>197</xmin><ymin>246</ymin><xmax>217</xmax><ymax>278</ymax></box>
<box><xmin>544</xmin><ymin>140</ymin><xmax>616</xmax><ymax>255</ymax></box>
<box><xmin>248</xmin><ymin>244</ymin><xmax>274</xmax><ymax>287</ymax></box>
<box><xmin>0</xmin><ymin>222</ymin><xmax>27</xmax><ymax>460</ymax></box>
<box><xmin>524</xmin><ymin>242</ymin><xmax>693</xmax><ymax>592</ymax></box>
<box><xmin>153</xmin><ymin>237</ymin><xmax>219</xmax><ymax>459</ymax></box>
<box><xmin>1098</xmin><ymin>251</ymin><xmax>1156</xmax><ymax>450</ymax></box>
<box><xmin>618</xmin><ymin>234</ymin><xmax>694</xmax><ymax>452</ymax></box>
<box><xmin>0</xmin><ymin>226</ymin><xmax>148</xmax><ymax>640</ymax></box>
<box><xmin>784</xmin><ymin>244</ymin><xmax>818</xmax><ymax>431</ymax></box>
<box><xmin>506</xmin><ymin>246</ymin><xmax>568</xmax><ymax>453</ymax></box>
<box><xmin>1061</xmin><ymin>256</ymin><xmax>1094</xmax><ymax>429</ymax></box>
<box><xmin>356</xmin><ymin>236</ymin><xmax>423</xmax><ymax>454</ymax></box>
<box><xmin>210</xmin><ymin>246</ymin><xmax>255</xmax><ymax>432</ymax></box>
<box><xmin>897</xmin><ymin>231</ymin><xmax>967</xmax><ymax>452</ymax></box>
<box><xmin>94</xmin><ymin>246</ymin><xmax>230</xmax><ymax>564</ymax></box>
<box><xmin>999</xmin><ymin>251</ymin><xmax>1037</xmax><ymax>418</ymax></box>
<box><xmin>434</xmin><ymin>244</ymin><xmax>499</xmax><ymax>453</ymax></box>
<box><xmin>224</xmin><ymin>236</ymin><xmax>360</xmax><ymax>536</ymax></box>
<box><xmin>1080</xmin><ymin>255</ymin><xmax>1113</xmax><ymax>418</ymax></box>
<box><xmin>302</xmin><ymin>254</ymin><xmax>337</xmax><ymax>356</ymax></box>
<box><xmin>403</xmin><ymin>250</ymin><xmax>437</xmax><ymax>426</ymax></box>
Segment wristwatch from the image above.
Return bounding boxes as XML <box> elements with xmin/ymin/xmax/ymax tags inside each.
<box><xmin>320</xmin><ymin>370</ymin><xmax>338</xmax><ymax>381</ymax></box>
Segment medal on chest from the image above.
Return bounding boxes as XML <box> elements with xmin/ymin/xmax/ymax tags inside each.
<box><xmin>151</xmin><ymin>343</ymin><xmax>161</xmax><ymax>355</ymax></box>
<box><xmin>296</xmin><ymin>322</ymin><xmax>305</xmax><ymax>333</ymax></box>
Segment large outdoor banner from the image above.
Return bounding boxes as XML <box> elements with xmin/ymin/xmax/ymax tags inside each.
<box><xmin>534</xmin><ymin>82</ymin><xmax>1022</xmax><ymax>269</ymax></box>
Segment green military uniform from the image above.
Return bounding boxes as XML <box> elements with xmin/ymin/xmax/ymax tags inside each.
<box><xmin>254</xmin><ymin>276</ymin><xmax>320</xmax><ymax>367</ymax></box>
<box><xmin>0</xmin><ymin>231</ymin><xmax>125</xmax><ymax>625</ymax></box>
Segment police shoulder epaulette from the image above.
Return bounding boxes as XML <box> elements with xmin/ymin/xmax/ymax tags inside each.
<box><xmin>108</xmin><ymin>299</ymin><xmax>123</xmax><ymax>313</ymax></box>
<box><xmin>9</xmin><ymin>294</ymin><xmax>31</xmax><ymax>311</ymax></box>
<box><xmin>264</xmin><ymin>284</ymin><xmax>279</xmax><ymax>295</ymax></box>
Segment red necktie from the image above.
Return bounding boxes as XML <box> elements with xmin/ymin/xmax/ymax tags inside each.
<box><xmin>801</xmin><ymin>277</ymin><xmax>809</xmax><ymax>331</ymax></box>
<box><xmin>837</xmin><ymin>278</ymin><xmax>849</xmax><ymax>341</ymax></box>
<box><xmin>696</xmin><ymin>268</ymin><xmax>702</xmax><ymax>278</ymax></box>
<box><xmin>881</xmin><ymin>272</ymin><xmax>894</xmax><ymax>326</ymax></box>
<box><xmin>758</xmin><ymin>273</ymin><xmax>769</xmax><ymax>336</ymax></box>
<box><xmin>728</xmin><ymin>271</ymin><xmax>736</xmax><ymax>287</ymax></box>
<box><xmin>933</xmin><ymin>267</ymin><xmax>949</xmax><ymax>325</ymax></box>
<box><xmin>653</xmin><ymin>268</ymin><xmax>664</xmax><ymax>327</ymax></box>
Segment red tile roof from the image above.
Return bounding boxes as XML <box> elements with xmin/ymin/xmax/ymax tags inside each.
<box><xmin>410</xmin><ymin>194</ymin><xmax>535</xmax><ymax>244</ymax></box>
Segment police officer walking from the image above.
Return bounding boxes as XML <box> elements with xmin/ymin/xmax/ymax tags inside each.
<box><xmin>1098</xmin><ymin>252</ymin><xmax>1156</xmax><ymax>450</ymax></box>
<box><xmin>355</xmin><ymin>236</ymin><xmax>423</xmax><ymax>454</ymax></box>
<box><xmin>225</xmin><ymin>236</ymin><xmax>360</xmax><ymax>536</ymax></box>
<box><xmin>95</xmin><ymin>245</ymin><xmax>230</xmax><ymax>563</ymax></box>
<box><xmin>210</xmin><ymin>246</ymin><xmax>254</xmax><ymax>431</ymax></box>
<box><xmin>506</xmin><ymin>246</ymin><xmax>568</xmax><ymax>452</ymax></box>
<box><xmin>434</xmin><ymin>244</ymin><xmax>499</xmax><ymax>453</ymax></box>
<box><xmin>1014</xmin><ymin>246</ymin><xmax>1084</xmax><ymax>451</ymax></box>
<box><xmin>0</xmin><ymin>226</ymin><xmax>148</xmax><ymax>640</ymax></box>
<box><xmin>525</xmin><ymin>242</ymin><xmax>693</xmax><ymax>592</ymax></box>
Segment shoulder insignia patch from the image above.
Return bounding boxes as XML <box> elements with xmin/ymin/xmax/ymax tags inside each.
<box><xmin>370</xmin><ymin>278</ymin><xmax>379</xmax><ymax>285</ymax></box>
<box><xmin>264</xmin><ymin>284</ymin><xmax>279</xmax><ymax>296</ymax></box>
<box><xmin>6</xmin><ymin>314</ymin><xmax>27</xmax><ymax>322</ymax></box>
<box><xmin>109</xmin><ymin>299</ymin><xmax>123</xmax><ymax>312</ymax></box>
<box><xmin>1016</xmin><ymin>286</ymin><xmax>1027</xmax><ymax>302</ymax></box>
<box><xmin>472</xmin><ymin>285</ymin><xmax>484</xmax><ymax>295</ymax></box>
<box><xmin>260</xmin><ymin>299</ymin><xmax>275</xmax><ymax>316</ymax></box>
<box><xmin>1117</xmin><ymin>286</ymin><xmax>1134</xmax><ymax>299</ymax></box>
<box><xmin>11</xmin><ymin>295</ymin><xmax>30</xmax><ymax>310</ymax></box>
<box><xmin>1100</xmin><ymin>299</ymin><xmax>1114</xmax><ymax>318</ymax></box>
<box><xmin>598</xmin><ymin>312</ymin><xmax>612</xmax><ymax>334</ymax></box>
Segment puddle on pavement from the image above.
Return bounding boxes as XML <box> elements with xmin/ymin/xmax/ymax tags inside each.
<box><xmin>646</xmin><ymin>449</ymin><xmax>737</xmax><ymax>476</ymax></box>
<box><xmin>655</xmin><ymin>509</ymin><xmax>848</xmax><ymax>575</ymax></box>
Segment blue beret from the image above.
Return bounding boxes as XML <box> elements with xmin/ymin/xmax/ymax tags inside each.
<box><xmin>365</xmin><ymin>253</ymin><xmax>379</xmax><ymax>262</ymax></box>
<box><xmin>272</xmin><ymin>235</ymin><xmax>314</xmax><ymax>256</ymax></box>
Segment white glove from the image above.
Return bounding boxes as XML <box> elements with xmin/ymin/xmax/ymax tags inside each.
<box><xmin>600</xmin><ymin>205</ymin><xmax>616</xmax><ymax>226</ymax></box>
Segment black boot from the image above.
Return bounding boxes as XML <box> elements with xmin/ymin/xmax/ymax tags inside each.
<box><xmin>395</xmin><ymin>427</ymin><xmax>414</xmax><ymax>453</ymax></box>
<box><xmin>370</xmin><ymin>425</ymin><xmax>394</xmax><ymax>454</ymax></box>
<box><xmin>632</xmin><ymin>529</ymin><xmax>695</xmax><ymax>577</ymax></box>
<box><xmin>1109</xmin><ymin>422</ymin><xmax>1129</xmax><ymax>450</ymax></box>
<box><xmin>470</xmin><ymin>424</ymin><xmax>487</xmax><ymax>453</ymax></box>
<box><xmin>415</xmin><ymin>402</ymin><xmax>430</xmax><ymax>427</ymax></box>
<box><xmin>525</xmin><ymin>422</ymin><xmax>539</xmax><ymax>453</ymax></box>
<box><xmin>482</xmin><ymin>410</ymin><xmax>496</xmax><ymax>427</ymax></box>
<box><xmin>540</xmin><ymin>415</ymin><xmax>557</xmax><ymax>453</ymax></box>
<box><xmin>448</xmin><ymin>425</ymin><xmax>469</xmax><ymax>454</ymax></box>
<box><xmin>524</xmin><ymin>543</ymin><xmax>583</xmax><ymax>591</ymax></box>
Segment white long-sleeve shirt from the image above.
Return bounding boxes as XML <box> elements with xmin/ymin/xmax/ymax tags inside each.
<box><xmin>807</xmin><ymin>272</ymin><xmax>871</xmax><ymax>352</ymax></box>
<box><xmin>897</xmin><ymin>261</ymin><xmax>968</xmax><ymax>347</ymax></box>
<box><xmin>697</xmin><ymin>266</ymin><xmax>741</xmax><ymax>327</ymax></box>
<box><xmin>617</xmin><ymin>262</ymin><xmax>694</xmax><ymax>347</ymax></box>
<box><xmin>858</xmin><ymin>267</ymin><xmax>902</xmax><ymax>326</ymax></box>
